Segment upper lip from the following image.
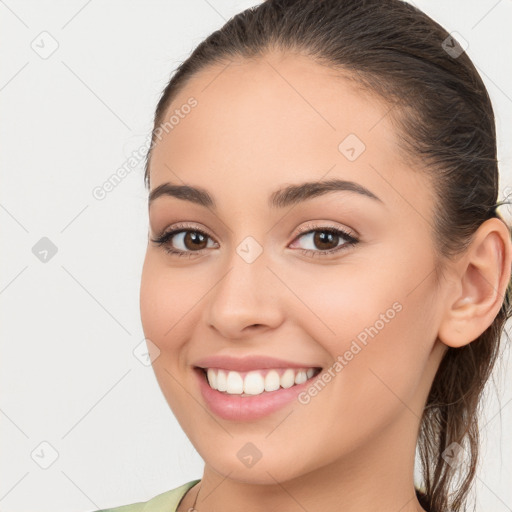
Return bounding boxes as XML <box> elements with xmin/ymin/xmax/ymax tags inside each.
<box><xmin>193</xmin><ymin>355</ymin><xmax>322</xmax><ymax>372</ymax></box>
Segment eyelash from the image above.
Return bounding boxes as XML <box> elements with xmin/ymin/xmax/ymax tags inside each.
<box><xmin>150</xmin><ymin>222</ymin><xmax>359</xmax><ymax>259</ymax></box>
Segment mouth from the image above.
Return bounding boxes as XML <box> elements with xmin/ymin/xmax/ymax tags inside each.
<box><xmin>194</xmin><ymin>366</ymin><xmax>322</xmax><ymax>397</ymax></box>
<box><xmin>193</xmin><ymin>365</ymin><xmax>323</xmax><ymax>421</ymax></box>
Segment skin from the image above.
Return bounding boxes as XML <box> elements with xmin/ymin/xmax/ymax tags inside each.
<box><xmin>139</xmin><ymin>51</ymin><xmax>511</xmax><ymax>512</ymax></box>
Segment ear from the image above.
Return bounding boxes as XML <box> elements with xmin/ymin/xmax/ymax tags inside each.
<box><xmin>437</xmin><ymin>217</ymin><xmax>512</xmax><ymax>348</ymax></box>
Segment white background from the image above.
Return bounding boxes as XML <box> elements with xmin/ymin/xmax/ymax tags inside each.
<box><xmin>1</xmin><ymin>1</ymin><xmax>511</xmax><ymax>511</ymax></box>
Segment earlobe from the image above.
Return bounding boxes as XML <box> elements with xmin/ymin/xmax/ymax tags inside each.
<box><xmin>437</xmin><ymin>217</ymin><xmax>512</xmax><ymax>349</ymax></box>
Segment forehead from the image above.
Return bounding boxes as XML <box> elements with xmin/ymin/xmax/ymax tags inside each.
<box><xmin>148</xmin><ymin>52</ymin><xmax>434</xmax><ymax>219</ymax></box>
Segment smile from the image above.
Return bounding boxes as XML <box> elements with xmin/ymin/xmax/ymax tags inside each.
<box><xmin>202</xmin><ymin>367</ymin><xmax>321</xmax><ymax>396</ymax></box>
<box><xmin>194</xmin><ymin>366</ymin><xmax>323</xmax><ymax>421</ymax></box>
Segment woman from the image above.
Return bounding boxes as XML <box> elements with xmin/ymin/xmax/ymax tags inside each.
<box><xmin>96</xmin><ymin>0</ymin><xmax>512</xmax><ymax>511</ymax></box>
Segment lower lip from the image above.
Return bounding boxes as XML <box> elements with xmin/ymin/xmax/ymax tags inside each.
<box><xmin>194</xmin><ymin>368</ymin><xmax>320</xmax><ymax>422</ymax></box>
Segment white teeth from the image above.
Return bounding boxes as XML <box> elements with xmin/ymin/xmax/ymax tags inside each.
<box><xmin>226</xmin><ymin>371</ymin><xmax>244</xmax><ymax>394</ymax></box>
<box><xmin>207</xmin><ymin>368</ymin><xmax>217</xmax><ymax>389</ymax></box>
<box><xmin>280</xmin><ymin>368</ymin><xmax>295</xmax><ymax>388</ymax></box>
<box><xmin>294</xmin><ymin>370</ymin><xmax>307</xmax><ymax>385</ymax></box>
<box><xmin>216</xmin><ymin>369</ymin><xmax>227</xmax><ymax>392</ymax></box>
<box><xmin>204</xmin><ymin>367</ymin><xmax>319</xmax><ymax>395</ymax></box>
<box><xmin>264</xmin><ymin>370</ymin><xmax>280</xmax><ymax>392</ymax></box>
<box><xmin>243</xmin><ymin>371</ymin><xmax>265</xmax><ymax>395</ymax></box>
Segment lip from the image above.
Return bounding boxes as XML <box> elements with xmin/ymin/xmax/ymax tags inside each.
<box><xmin>194</xmin><ymin>367</ymin><xmax>321</xmax><ymax>421</ymax></box>
<box><xmin>193</xmin><ymin>354</ymin><xmax>322</xmax><ymax>372</ymax></box>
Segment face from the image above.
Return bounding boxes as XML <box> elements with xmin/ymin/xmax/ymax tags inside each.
<box><xmin>140</xmin><ymin>52</ymin><xmax>448</xmax><ymax>484</ymax></box>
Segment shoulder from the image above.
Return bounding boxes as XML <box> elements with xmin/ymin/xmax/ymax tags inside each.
<box><xmin>92</xmin><ymin>479</ymin><xmax>201</xmax><ymax>512</ymax></box>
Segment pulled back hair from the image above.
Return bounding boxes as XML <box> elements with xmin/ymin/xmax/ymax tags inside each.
<box><xmin>143</xmin><ymin>1</ymin><xmax>512</xmax><ymax>510</ymax></box>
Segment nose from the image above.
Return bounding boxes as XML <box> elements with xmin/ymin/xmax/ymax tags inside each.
<box><xmin>205</xmin><ymin>247</ymin><xmax>284</xmax><ymax>339</ymax></box>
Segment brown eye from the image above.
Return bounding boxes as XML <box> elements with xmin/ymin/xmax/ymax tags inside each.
<box><xmin>291</xmin><ymin>225</ymin><xmax>359</xmax><ymax>257</ymax></box>
<box><xmin>151</xmin><ymin>226</ymin><xmax>218</xmax><ymax>257</ymax></box>
<box><xmin>181</xmin><ymin>231</ymin><xmax>209</xmax><ymax>251</ymax></box>
<box><xmin>312</xmin><ymin>230</ymin><xmax>340</xmax><ymax>251</ymax></box>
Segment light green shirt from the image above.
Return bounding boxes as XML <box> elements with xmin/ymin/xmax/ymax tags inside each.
<box><xmin>95</xmin><ymin>479</ymin><xmax>201</xmax><ymax>512</ymax></box>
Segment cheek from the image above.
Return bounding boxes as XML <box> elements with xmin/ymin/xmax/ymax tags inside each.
<box><xmin>139</xmin><ymin>255</ymin><xmax>199</xmax><ymax>421</ymax></box>
<box><xmin>276</xmin><ymin>255</ymin><xmax>403</xmax><ymax>343</ymax></box>
<box><xmin>290</xmin><ymin>244</ymin><xmax>437</xmax><ymax>411</ymax></box>
<box><xmin>288</xmin><ymin>291</ymin><xmax>435</xmax><ymax>464</ymax></box>
<box><xmin>139</xmin><ymin>253</ymin><xmax>202</xmax><ymax>349</ymax></box>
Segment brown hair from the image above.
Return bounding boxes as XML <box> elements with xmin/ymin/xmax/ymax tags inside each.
<box><xmin>143</xmin><ymin>1</ymin><xmax>512</xmax><ymax>510</ymax></box>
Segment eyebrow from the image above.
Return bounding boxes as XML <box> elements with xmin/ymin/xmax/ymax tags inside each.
<box><xmin>148</xmin><ymin>178</ymin><xmax>383</xmax><ymax>209</ymax></box>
